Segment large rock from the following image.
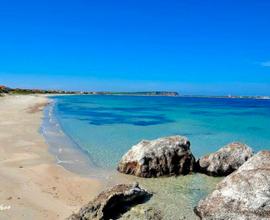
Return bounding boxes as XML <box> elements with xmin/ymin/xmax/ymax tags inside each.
<box><xmin>194</xmin><ymin>151</ymin><xmax>270</xmax><ymax>220</ymax></box>
<box><xmin>117</xmin><ymin>136</ymin><xmax>195</xmax><ymax>178</ymax></box>
<box><xmin>197</xmin><ymin>142</ymin><xmax>253</xmax><ymax>176</ymax></box>
<box><xmin>67</xmin><ymin>183</ymin><xmax>151</xmax><ymax>220</ymax></box>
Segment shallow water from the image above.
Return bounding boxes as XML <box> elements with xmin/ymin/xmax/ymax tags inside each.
<box><xmin>116</xmin><ymin>173</ymin><xmax>221</xmax><ymax>220</ymax></box>
<box><xmin>52</xmin><ymin>95</ymin><xmax>270</xmax><ymax>169</ymax></box>
<box><xmin>41</xmin><ymin>95</ymin><xmax>270</xmax><ymax>219</ymax></box>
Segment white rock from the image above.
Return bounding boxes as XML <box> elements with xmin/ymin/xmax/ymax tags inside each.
<box><xmin>195</xmin><ymin>151</ymin><xmax>270</xmax><ymax>220</ymax></box>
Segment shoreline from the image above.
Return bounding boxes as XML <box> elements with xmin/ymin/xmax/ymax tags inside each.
<box><xmin>43</xmin><ymin>95</ymin><xmax>220</xmax><ymax>219</ymax></box>
<box><xmin>0</xmin><ymin>95</ymin><xmax>104</xmax><ymax>219</ymax></box>
<box><xmin>41</xmin><ymin>96</ymin><xmax>117</xmax><ymax>180</ymax></box>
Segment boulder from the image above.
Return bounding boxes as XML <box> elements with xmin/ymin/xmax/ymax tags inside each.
<box><xmin>67</xmin><ymin>182</ymin><xmax>151</xmax><ymax>220</ymax></box>
<box><xmin>197</xmin><ymin>142</ymin><xmax>253</xmax><ymax>176</ymax></box>
<box><xmin>117</xmin><ymin>136</ymin><xmax>195</xmax><ymax>178</ymax></box>
<box><xmin>194</xmin><ymin>151</ymin><xmax>270</xmax><ymax>220</ymax></box>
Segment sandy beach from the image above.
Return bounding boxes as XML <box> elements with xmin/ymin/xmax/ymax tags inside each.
<box><xmin>0</xmin><ymin>95</ymin><xmax>103</xmax><ymax>220</ymax></box>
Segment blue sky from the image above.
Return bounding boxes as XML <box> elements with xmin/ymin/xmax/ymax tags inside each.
<box><xmin>0</xmin><ymin>0</ymin><xmax>270</xmax><ymax>95</ymax></box>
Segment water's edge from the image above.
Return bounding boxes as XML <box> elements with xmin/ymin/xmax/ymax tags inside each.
<box><xmin>40</xmin><ymin>97</ymin><xmax>114</xmax><ymax>181</ymax></box>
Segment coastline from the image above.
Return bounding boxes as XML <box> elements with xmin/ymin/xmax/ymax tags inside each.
<box><xmin>0</xmin><ymin>95</ymin><xmax>103</xmax><ymax>219</ymax></box>
<box><xmin>41</xmin><ymin>96</ymin><xmax>121</xmax><ymax>181</ymax></box>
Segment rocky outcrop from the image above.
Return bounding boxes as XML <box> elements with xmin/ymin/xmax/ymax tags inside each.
<box><xmin>117</xmin><ymin>136</ymin><xmax>195</xmax><ymax>178</ymax></box>
<box><xmin>67</xmin><ymin>183</ymin><xmax>151</xmax><ymax>220</ymax></box>
<box><xmin>197</xmin><ymin>142</ymin><xmax>253</xmax><ymax>176</ymax></box>
<box><xmin>194</xmin><ymin>151</ymin><xmax>270</xmax><ymax>220</ymax></box>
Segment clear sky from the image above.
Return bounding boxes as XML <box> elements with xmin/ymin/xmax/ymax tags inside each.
<box><xmin>0</xmin><ymin>0</ymin><xmax>270</xmax><ymax>95</ymax></box>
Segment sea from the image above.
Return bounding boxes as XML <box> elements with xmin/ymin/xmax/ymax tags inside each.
<box><xmin>41</xmin><ymin>95</ymin><xmax>270</xmax><ymax>219</ymax></box>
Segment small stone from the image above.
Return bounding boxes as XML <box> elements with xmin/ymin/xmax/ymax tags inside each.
<box><xmin>132</xmin><ymin>182</ymin><xmax>139</xmax><ymax>188</ymax></box>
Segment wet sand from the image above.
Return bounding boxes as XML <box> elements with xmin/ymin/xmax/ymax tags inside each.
<box><xmin>0</xmin><ymin>95</ymin><xmax>103</xmax><ymax>219</ymax></box>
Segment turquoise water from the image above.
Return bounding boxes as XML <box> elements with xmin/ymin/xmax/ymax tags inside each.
<box><xmin>52</xmin><ymin>95</ymin><xmax>270</xmax><ymax>170</ymax></box>
<box><xmin>44</xmin><ymin>95</ymin><xmax>270</xmax><ymax>219</ymax></box>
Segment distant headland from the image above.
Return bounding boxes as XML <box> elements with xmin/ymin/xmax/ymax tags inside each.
<box><xmin>0</xmin><ymin>85</ymin><xmax>179</xmax><ymax>97</ymax></box>
<box><xmin>1</xmin><ymin>85</ymin><xmax>270</xmax><ymax>99</ymax></box>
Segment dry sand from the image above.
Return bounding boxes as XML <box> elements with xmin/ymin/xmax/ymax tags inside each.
<box><xmin>0</xmin><ymin>95</ymin><xmax>103</xmax><ymax>219</ymax></box>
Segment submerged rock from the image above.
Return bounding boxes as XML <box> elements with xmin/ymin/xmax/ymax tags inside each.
<box><xmin>67</xmin><ymin>183</ymin><xmax>151</xmax><ymax>220</ymax></box>
<box><xmin>194</xmin><ymin>151</ymin><xmax>270</xmax><ymax>220</ymax></box>
<box><xmin>197</xmin><ymin>142</ymin><xmax>253</xmax><ymax>176</ymax></box>
<box><xmin>120</xmin><ymin>206</ymin><xmax>163</xmax><ymax>220</ymax></box>
<box><xmin>117</xmin><ymin>136</ymin><xmax>195</xmax><ymax>178</ymax></box>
